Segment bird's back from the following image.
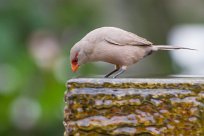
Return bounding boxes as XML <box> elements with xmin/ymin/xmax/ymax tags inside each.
<box><xmin>81</xmin><ymin>27</ymin><xmax>152</xmax><ymax>46</ymax></box>
<box><xmin>81</xmin><ymin>27</ymin><xmax>120</xmax><ymax>41</ymax></box>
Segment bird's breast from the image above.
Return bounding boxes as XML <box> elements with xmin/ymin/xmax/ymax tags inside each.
<box><xmin>88</xmin><ymin>44</ymin><xmax>148</xmax><ymax>66</ymax></box>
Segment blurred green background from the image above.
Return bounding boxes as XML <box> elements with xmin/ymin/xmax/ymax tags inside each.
<box><xmin>0</xmin><ymin>0</ymin><xmax>204</xmax><ymax>136</ymax></box>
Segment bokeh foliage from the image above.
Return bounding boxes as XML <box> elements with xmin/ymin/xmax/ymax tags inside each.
<box><xmin>0</xmin><ymin>0</ymin><xmax>100</xmax><ymax>135</ymax></box>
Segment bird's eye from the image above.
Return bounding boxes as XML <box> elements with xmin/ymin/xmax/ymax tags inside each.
<box><xmin>72</xmin><ymin>58</ymin><xmax>78</xmax><ymax>64</ymax></box>
<box><xmin>72</xmin><ymin>52</ymin><xmax>79</xmax><ymax>64</ymax></box>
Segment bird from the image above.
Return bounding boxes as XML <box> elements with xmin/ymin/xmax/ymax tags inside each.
<box><xmin>70</xmin><ymin>27</ymin><xmax>195</xmax><ymax>78</ymax></box>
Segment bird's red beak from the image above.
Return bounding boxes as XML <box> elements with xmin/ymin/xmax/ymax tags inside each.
<box><xmin>71</xmin><ymin>63</ymin><xmax>79</xmax><ymax>72</ymax></box>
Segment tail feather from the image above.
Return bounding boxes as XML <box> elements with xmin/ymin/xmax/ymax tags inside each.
<box><xmin>152</xmin><ymin>45</ymin><xmax>196</xmax><ymax>51</ymax></box>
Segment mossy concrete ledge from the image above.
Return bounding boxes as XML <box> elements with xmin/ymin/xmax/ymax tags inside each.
<box><xmin>64</xmin><ymin>78</ymin><xmax>204</xmax><ymax>136</ymax></box>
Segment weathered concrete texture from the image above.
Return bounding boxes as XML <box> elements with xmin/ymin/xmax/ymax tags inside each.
<box><xmin>64</xmin><ymin>78</ymin><xmax>204</xmax><ymax>136</ymax></box>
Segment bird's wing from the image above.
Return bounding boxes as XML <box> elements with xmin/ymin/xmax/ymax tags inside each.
<box><xmin>105</xmin><ymin>30</ymin><xmax>152</xmax><ymax>46</ymax></box>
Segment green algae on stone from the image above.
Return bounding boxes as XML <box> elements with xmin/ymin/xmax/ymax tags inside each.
<box><xmin>64</xmin><ymin>78</ymin><xmax>204</xmax><ymax>136</ymax></box>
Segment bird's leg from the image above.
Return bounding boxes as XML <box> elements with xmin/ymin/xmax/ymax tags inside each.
<box><xmin>104</xmin><ymin>69</ymin><xmax>119</xmax><ymax>78</ymax></box>
<box><xmin>104</xmin><ymin>65</ymin><xmax>120</xmax><ymax>78</ymax></box>
<box><xmin>112</xmin><ymin>66</ymin><xmax>127</xmax><ymax>78</ymax></box>
<box><xmin>112</xmin><ymin>69</ymin><xmax>125</xmax><ymax>78</ymax></box>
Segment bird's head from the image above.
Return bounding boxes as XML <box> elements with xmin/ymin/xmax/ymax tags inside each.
<box><xmin>70</xmin><ymin>41</ymin><xmax>89</xmax><ymax>72</ymax></box>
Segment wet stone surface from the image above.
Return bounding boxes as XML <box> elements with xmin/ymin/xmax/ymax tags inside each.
<box><xmin>64</xmin><ymin>78</ymin><xmax>204</xmax><ymax>136</ymax></box>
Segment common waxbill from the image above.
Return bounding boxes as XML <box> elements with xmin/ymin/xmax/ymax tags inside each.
<box><xmin>70</xmin><ymin>27</ymin><xmax>194</xmax><ymax>78</ymax></box>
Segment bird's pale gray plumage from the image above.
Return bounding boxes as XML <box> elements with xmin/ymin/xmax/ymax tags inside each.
<box><xmin>70</xmin><ymin>27</ymin><xmax>195</xmax><ymax>78</ymax></box>
<box><xmin>82</xmin><ymin>27</ymin><xmax>152</xmax><ymax>46</ymax></box>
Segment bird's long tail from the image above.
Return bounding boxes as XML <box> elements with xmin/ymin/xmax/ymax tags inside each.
<box><xmin>152</xmin><ymin>45</ymin><xmax>196</xmax><ymax>51</ymax></box>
